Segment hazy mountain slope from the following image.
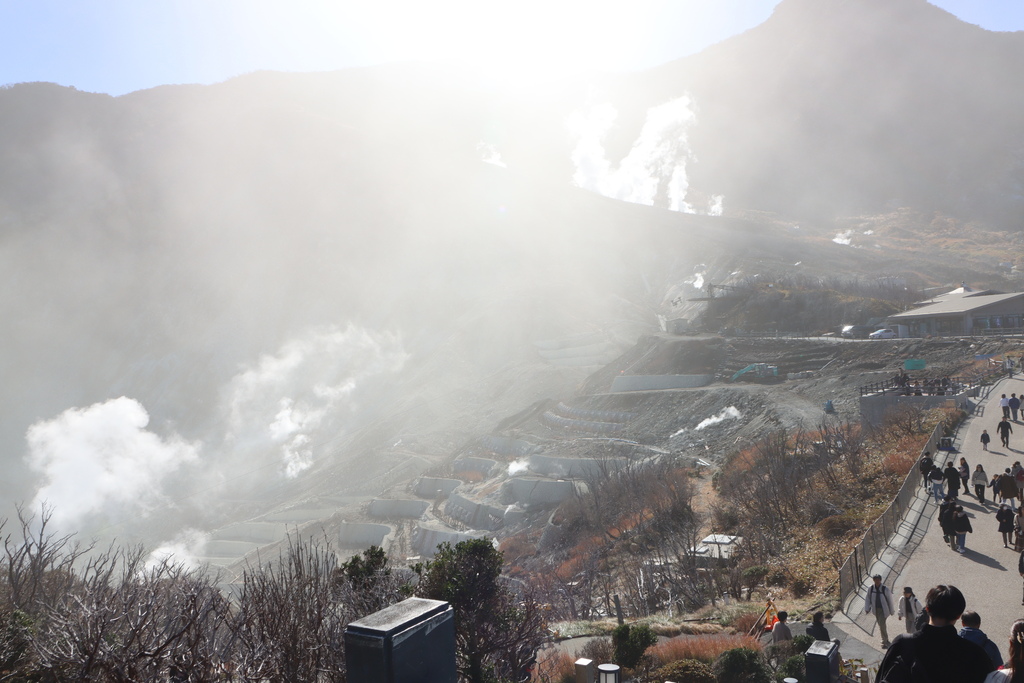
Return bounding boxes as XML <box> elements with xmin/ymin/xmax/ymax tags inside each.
<box><xmin>3</xmin><ymin>0</ymin><xmax>1024</xmax><ymax>546</ymax></box>
<box><xmin>595</xmin><ymin>0</ymin><xmax>1024</xmax><ymax>222</ymax></box>
<box><xmin>0</xmin><ymin>73</ymin><xmax>712</xmax><ymax>540</ymax></box>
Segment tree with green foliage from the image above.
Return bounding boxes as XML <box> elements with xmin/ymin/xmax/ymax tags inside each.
<box><xmin>612</xmin><ymin>623</ymin><xmax>657</xmax><ymax>669</ymax></box>
<box><xmin>417</xmin><ymin>539</ymin><xmax>546</xmax><ymax>683</ymax></box>
<box><xmin>334</xmin><ymin>545</ymin><xmax>413</xmax><ymax>617</ymax></box>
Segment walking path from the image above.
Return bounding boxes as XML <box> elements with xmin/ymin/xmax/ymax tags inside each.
<box><xmin>829</xmin><ymin>376</ymin><xmax>1024</xmax><ymax>672</ymax></box>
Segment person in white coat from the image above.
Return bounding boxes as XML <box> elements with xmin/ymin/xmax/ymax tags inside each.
<box><xmin>865</xmin><ymin>574</ymin><xmax>895</xmax><ymax>648</ymax></box>
<box><xmin>898</xmin><ymin>586</ymin><xmax>923</xmax><ymax>634</ymax></box>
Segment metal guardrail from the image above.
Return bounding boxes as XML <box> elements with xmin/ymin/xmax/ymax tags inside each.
<box><xmin>838</xmin><ymin>421</ymin><xmax>946</xmax><ymax>609</ymax></box>
<box><xmin>859</xmin><ymin>367</ymin><xmax>1005</xmax><ymax>396</ymax></box>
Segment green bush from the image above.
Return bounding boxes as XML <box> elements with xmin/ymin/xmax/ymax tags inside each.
<box><xmin>651</xmin><ymin>658</ymin><xmax>715</xmax><ymax>683</ymax></box>
<box><xmin>776</xmin><ymin>654</ymin><xmax>805</xmax><ymax>682</ymax></box>
<box><xmin>711</xmin><ymin>647</ymin><xmax>772</xmax><ymax>683</ymax></box>
<box><xmin>613</xmin><ymin>623</ymin><xmax>658</xmax><ymax>669</ymax></box>
<box><xmin>792</xmin><ymin>634</ymin><xmax>815</xmax><ymax>652</ymax></box>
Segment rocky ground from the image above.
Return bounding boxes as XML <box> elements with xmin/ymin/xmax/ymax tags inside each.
<box><xmin>201</xmin><ymin>332</ymin><xmax>1022</xmax><ymax>581</ymax></box>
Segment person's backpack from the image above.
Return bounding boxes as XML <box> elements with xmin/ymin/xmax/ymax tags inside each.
<box><xmin>919</xmin><ymin>457</ymin><xmax>933</xmax><ymax>474</ymax></box>
<box><xmin>1015</xmin><ymin>469</ymin><xmax>1024</xmax><ymax>484</ymax></box>
<box><xmin>879</xmin><ymin>638</ymin><xmax>928</xmax><ymax>683</ymax></box>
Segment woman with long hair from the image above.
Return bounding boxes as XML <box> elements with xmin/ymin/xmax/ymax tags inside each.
<box><xmin>984</xmin><ymin>619</ymin><xmax>1024</xmax><ymax>682</ymax></box>
<box><xmin>975</xmin><ymin>464</ymin><xmax>990</xmax><ymax>503</ymax></box>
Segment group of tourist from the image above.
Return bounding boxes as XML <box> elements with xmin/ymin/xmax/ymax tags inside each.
<box><xmin>868</xmin><ymin>583</ymin><xmax>1021</xmax><ymax>683</ymax></box>
<box><xmin>918</xmin><ymin>450</ymin><xmax>1024</xmax><ymax>554</ymax></box>
<box><xmin>768</xmin><ymin>609</ymin><xmax>832</xmax><ymax>644</ymax></box>
<box><xmin>921</xmin><ymin>450</ymin><xmax>1024</xmax><ymax>516</ymax></box>
<box><xmin>889</xmin><ymin>372</ymin><xmax>964</xmax><ymax>396</ymax></box>
<box><xmin>866</xmin><ymin>391</ymin><xmax>1024</xmax><ymax>681</ymax></box>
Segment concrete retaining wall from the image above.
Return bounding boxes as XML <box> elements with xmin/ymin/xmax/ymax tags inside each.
<box><xmin>453</xmin><ymin>457</ymin><xmax>497</xmax><ymax>477</ymax></box>
<box><xmin>610</xmin><ymin>374</ymin><xmax>715</xmax><ymax>392</ymax></box>
<box><xmin>338</xmin><ymin>522</ymin><xmax>392</xmax><ymax>549</ymax></box>
<box><xmin>859</xmin><ymin>391</ymin><xmax>971</xmax><ymax>428</ymax></box>
<box><xmin>368</xmin><ymin>499</ymin><xmax>429</xmax><ymax>519</ymax></box>
<box><xmin>262</xmin><ymin>508</ymin><xmax>339</xmax><ymax>523</ymax></box>
<box><xmin>539</xmin><ymin>512</ymin><xmax>567</xmax><ymax>551</ymax></box>
<box><xmin>556</xmin><ymin>402</ymin><xmax>634</xmax><ymax>422</ymax></box>
<box><xmin>536</xmin><ymin>342</ymin><xmax>613</xmax><ymax>360</ymax></box>
<box><xmin>541</xmin><ymin>412</ymin><xmax>623</xmax><ymax>434</ymax></box>
<box><xmin>411</xmin><ymin>524</ymin><xmax>484</xmax><ymax>556</ymax></box>
<box><xmin>528</xmin><ymin>454</ymin><xmax>628</xmax><ymax>479</ymax></box>
<box><xmin>479</xmin><ymin>436</ymin><xmax>541</xmax><ymax>457</ymax></box>
<box><xmin>204</xmin><ymin>540</ymin><xmax>260</xmax><ymax>558</ymax></box>
<box><xmin>213</xmin><ymin>522</ymin><xmax>289</xmax><ymax>544</ymax></box>
<box><xmin>500</xmin><ymin>478</ymin><xmax>576</xmax><ymax>507</ymax></box>
<box><xmin>503</xmin><ymin>505</ymin><xmax>527</xmax><ymax>527</ymax></box>
<box><xmin>444</xmin><ymin>492</ymin><xmax>506</xmax><ymax>531</ymax></box>
<box><xmin>414</xmin><ymin>477</ymin><xmax>461</xmax><ymax>499</ymax></box>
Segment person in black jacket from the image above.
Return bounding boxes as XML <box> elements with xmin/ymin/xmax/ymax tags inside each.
<box><xmin>939</xmin><ymin>497</ymin><xmax>957</xmax><ymax>550</ymax></box>
<box><xmin>998</xmin><ymin>503</ymin><xmax>1016</xmax><ymax>548</ymax></box>
<box><xmin>918</xmin><ymin>452</ymin><xmax>934</xmax><ymax>488</ymax></box>
<box><xmin>875</xmin><ymin>585</ymin><xmax>993</xmax><ymax>683</ymax></box>
<box><xmin>998</xmin><ymin>418</ymin><xmax>1014</xmax><ymax>448</ymax></box>
<box><xmin>953</xmin><ymin>506</ymin><xmax>973</xmax><ymax>554</ymax></box>
<box><xmin>944</xmin><ymin>462</ymin><xmax>961</xmax><ymax>498</ymax></box>
<box><xmin>806</xmin><ymin>611</ymin><xmax>830</xmax><ymax>641</ymax></box>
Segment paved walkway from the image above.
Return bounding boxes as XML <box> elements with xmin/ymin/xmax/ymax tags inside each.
<box><xmin>830</xmin><ymin>376</ymin><xmax>1024</xmax><ymax>671</ymax></box>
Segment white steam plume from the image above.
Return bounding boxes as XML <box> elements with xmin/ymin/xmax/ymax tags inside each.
<box><xmin>146</xmin><ymin>528</ymin><xmax>209</xmax><ymax>570</ymax></box>
<box><xmin>833</xmin><ymin>230</ymin><xmax>854</xmax><ymax>245</ymax></box>
<box><xmin>508</xmin><ymin>459</ymin><xmax>529</xmax><ymax>475</ymax></box>
<box><xmin>708</xmin><ymin>194</ymin><xmax>724</xmax><ymax>216</ymax></box>
<box><xmin>570</xmin><ymin>96</ymin><xmax>721</xmax><ymax>213</ymax></box>
<box><xmin>695</xmin><ymin>406</ymin><xmax>742</xmax><ymax>430</ymax></box>
<box><xmin>225</xmin><ymin>324</ymin><xmax>408</xmax><ymax>478</ymax></box>
<box><xmin>476</xmin><ymin>141</ymin><xmax>507</xmax><ymax>167</ymax></box>
<box><xmin>25</xmin><ymin>397</ymin><xmax>199</xmax><ymax>533</ymax></box>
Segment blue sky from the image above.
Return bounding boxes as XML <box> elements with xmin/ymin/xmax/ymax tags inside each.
<box><xmin>0</xmin><ymin>1</ymin><xmax>1021</xmax><ymax>96</ymax></box>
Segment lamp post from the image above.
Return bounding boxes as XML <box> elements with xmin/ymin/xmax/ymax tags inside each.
<box><xmin>597</xmin><ymin>663</ymin><xmax>620</xmax><ymax>683</ymax></box>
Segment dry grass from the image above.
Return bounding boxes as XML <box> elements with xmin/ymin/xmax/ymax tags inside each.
<box><xmin>648</xmin><ymin>633</ymin><xmax>762</xmax><ymax>666</ymax></box>
<box><xmin>531</xmin><ymin>648</ymin><xmax>575</xmax><ymax>683</ymax></box>
<box><xmin>731</xmin><ymin>611</ymin><xmax>762</xmax><ymax>635</ymax></box>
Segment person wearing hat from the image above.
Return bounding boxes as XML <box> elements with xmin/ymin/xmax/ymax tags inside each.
<box><xmin>864</xmin><ymin>574</ymin><xmax>895</xmax><ymax>648</ymax></box>
<box><xmin>898</xmin><ymin>587</ymin><xmax>923</xmax><ymax>634</ymax></box>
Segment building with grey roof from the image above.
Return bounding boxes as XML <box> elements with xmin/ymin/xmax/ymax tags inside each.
<box><xmin>888</xmin><ymin>291</ymin><xmax>1024</xmax><ymax>336</ymax></box>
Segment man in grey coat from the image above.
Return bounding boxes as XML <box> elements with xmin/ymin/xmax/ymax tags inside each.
<box><xmin>864</xmin><ymin>574</ymin><xmax>895</xmax><ymax>648</ymax></box>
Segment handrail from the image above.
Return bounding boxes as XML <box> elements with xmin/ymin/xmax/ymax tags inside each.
<box><xmin>837</xmin><ymin>421</ymin><xmax>947</xmax><ymax>609</ymax></box>
<box><xmin>859</xmin><ymin>367</ymin><xmax>1005</xmax><ymax>396</ymax></box>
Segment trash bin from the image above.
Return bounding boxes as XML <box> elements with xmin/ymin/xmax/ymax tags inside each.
<box><xmin>345</xmin><ymin>597</ymin><xmax>457</xmax><ymax>683</ymax></box>
<box><xmin>804</xmin><ymin>639</ymin><xmax>840</xmax><ymax>683</ymax></box>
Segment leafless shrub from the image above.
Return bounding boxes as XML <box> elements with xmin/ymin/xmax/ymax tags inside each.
<box><xmin>33</xmin><ymin>546</ymin><xmax>229</xmax><ymax>682</ymax></box>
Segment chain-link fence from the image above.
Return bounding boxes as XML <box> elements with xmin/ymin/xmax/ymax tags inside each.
<box><xmin>838</xmin><ymin>421</ymin><xmax>945</xmax><ymax>607</ymax></box>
